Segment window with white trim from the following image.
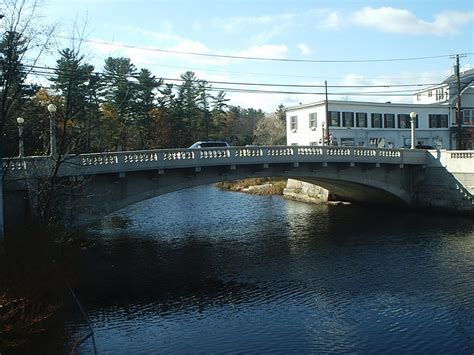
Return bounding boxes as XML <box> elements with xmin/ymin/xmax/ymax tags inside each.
<box><xmin>384</xmin><ymin>114</ymin><xmax>395</xmax><ymax>128</ymax></box>
<box><xmin>342</xmin><ymin>112</ymin><xmax>354</xmax><ymax>127</ymax></box>
<box><xmin>398</xmin><ymin>114</ymin><xmax>410</xmax><ymax>129</ymax></box>
<box><xmin>463</xmin><ymin>109</ymin><xmax>474</xmax><ymax>125</ymax></box>
<box><xmin>309</xmin><ymin>113</ymin><xmax>317</xmax><ymax>130</ymax></box>
<box><xmin>356</xmin><ymin>112</ymin><xmax>367</xmax><ymax>127</ymax></box>
<box><xmin>371</xmin><ymin>113</ymin><xmax>382</xmax><ymax>128</ymax></box>
<box><xmin>429</xmin><ymin>114</ymin><xmax>448</xmax><ymax>128</ymax></box>
<box><xmin>435</xmin><ymin>89</ymin><xmax>445</xmax><ymax>101</ymax></box>
<box><xmin>329</xmin><ymin>111</ymin><xmax>340</xmax><ymax>127</ymax></box>
<box><xmin>290</xmin><ymin>116</ymin><xmax>298</xmax><ymax>131</ymax></box>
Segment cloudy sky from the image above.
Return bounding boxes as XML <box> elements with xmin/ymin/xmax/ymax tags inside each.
<box><xmin>35</xmin><ymin>0</ymin><xmax>474</xmax><ymax>111</ymax></box>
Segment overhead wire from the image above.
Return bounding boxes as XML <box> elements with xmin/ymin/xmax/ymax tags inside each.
<box><xmin>56</xmin><ymin>35</ymin><xmax>473</xmax><ymax>64</ymax></box>
<box><xmin>20</xmin><ymin>63</ymin><xmax>439</xmax><ymax>89</ymax></box>
<box><xmin>19</xmin><ymin>61</ymin><xmax>473</xmax><ymax>98</ymax></box>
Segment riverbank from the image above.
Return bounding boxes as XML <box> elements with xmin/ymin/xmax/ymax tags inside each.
<box><xmin>216</xmin><ymin>178</ymin><xmax>331</xmax><ymax>205</ymax></box>
<box><xmin>216</xmin><ymin>178</ymin><xmax>288</xmax><ymax>196</ymax></box>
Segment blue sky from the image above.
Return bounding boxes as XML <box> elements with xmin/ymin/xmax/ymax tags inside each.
<box><xmin>36</xmin><ymin>0</ymin><xmax>474</xmax><ymax>111</ymax></box>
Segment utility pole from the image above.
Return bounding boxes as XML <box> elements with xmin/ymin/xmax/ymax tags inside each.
<box><xmin>325</xmin><ymin>80</ymin><xmax>330</xmax><ymax>145</ymax></box>
<box><xmin>452</xmin><ymin>54</ymin><xmax>465</xmax><ymax>150</ymax></box>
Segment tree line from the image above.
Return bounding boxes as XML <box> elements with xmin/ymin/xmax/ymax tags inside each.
<box><xmin>1</xmin><ymin>27</ymin><xmax>286</xmax><ymax>159</ymax></box>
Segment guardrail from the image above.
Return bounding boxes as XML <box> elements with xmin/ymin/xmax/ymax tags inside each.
<box><xmin>2</xmin><ymin>146</ymin><xmax>428</xmax><ymax>179</ymax></box>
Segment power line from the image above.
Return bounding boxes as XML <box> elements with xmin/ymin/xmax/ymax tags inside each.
<box><xmin>21</xmin><ymin>64</ymin><xmax>439</xmax><ymax>90</ymax></box>
<box><xmin>23</xmin><ymin>64</ymin><xmax>474</xmax><ymax>98</ymax></box>
<box><xmin>56</xmin><ymin>35</ymin><xmax>473</xmax><ymax>64</ymax></box>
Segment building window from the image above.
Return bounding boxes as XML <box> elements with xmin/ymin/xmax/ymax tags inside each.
<box><xmin>463</xmin><ymin>109</ymin><xmax>474</xmax><ymax>125</ymax></box>
<box><xmin>428</xmin><ymin>91</ymin><xmax>433</xmax><ymax>98</ymax></box>
<box><xmin>369</xmin><ymin>138</ymin><xmax>380</xmax><ymax>146</ymax></box>
<box><xmin>342</xmin><ymin>112</ymin><xmax>354</xmax><ymax>127</ymax></box>
<box><xmin>309</xmin><ymin>141</ymin><xmax>318</xmax><ymax>146</ymax></box>
<box><xmin>356</xmin><ymin>112</ymin><xmax>367</xmax><ymax>127</ymax></box>
<box><xmin>290</xmin><ymin>116</ymin><xmax>298</xmax><ymax>131</ymax></box>
<box><xmin>329</xmin><ymin>111</ymin><xmax>340</xmax><ymax>127</ymax></box>
<box><xmin>371</xmin><ymin>113</ymin><xmax>382</xmax><ymax>128</ymax></box>
<box><xmin>384</xmin><ymin>114</ymin><xmax>395</xmax><ymax>128</ymax></box>
<box><xmin>309</xmin><ymin>113</ymin><xmax>317</xmax><ymax>130</ymax></box>
<box><xmin>416</xmin><ymin>94</ymin><xmax>421</xmax><ymax>101</ymax></box>
<box><xmin>435</xmin><ymin>88</ymin><xmax>445</xmax><ymax>101</ymax></box>
<box><xmin>341</xmin><ymin>138</ymin><xmax>355</xmax><ymax>146</ymax></box>
<box><xmin>429</xmin><ymin>114</ymin><xmax>448</xmax><ymax>128</ymax></box>
<box><xmin>398</xmin><ymin>114</ymin><xmax>410</xmax><ymax>128</ymax></box>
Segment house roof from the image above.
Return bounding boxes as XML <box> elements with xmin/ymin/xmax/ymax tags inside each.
<box><xmin>285</xmin><ymin>99</ymin><xmax>447</xmax><ymax>112</ymax></box>
<box><xmin>441</xmin><ymin>68</ymin><xmax>474</xmax><ymax>86</ymax></box>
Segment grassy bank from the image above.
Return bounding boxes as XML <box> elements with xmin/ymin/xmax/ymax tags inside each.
<box><xmin>216</xmin><ymin>178</ymin><xmax>288</xmax><ymax>195</ymax></box>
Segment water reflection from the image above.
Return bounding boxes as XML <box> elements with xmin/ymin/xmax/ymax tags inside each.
<box><xmin>35</xmin><ymin>186</ymin><xmax>474</xmax><ymax>353</ymax></box>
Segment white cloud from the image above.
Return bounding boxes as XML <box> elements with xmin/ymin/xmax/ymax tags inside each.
<box><xmin>320</xmin><ymin>10</ymin><xmax>341</xmax><ymax>29</ymax></box>
<box><xmin>213</xmin><ymin>13</ymin><xmax>295</xmax><ymax>33</ymax></box>
<box><xmin>192</xmin><ymin>20</ymin><xmax>203</xmax><ymax>32</ymax></box>
<box><xmin>351</xmin><ymin>7</ymin><xmax>474</xmax><ymax>36</ymax></box>
<box><xmin>333</xmin><ymin>71</ymin><xmax>450</xmax><ymax>104</ymax></box>
<box><xmin>297</xmin><ymin>43</ymin><xmax>313</xmax><ymax>55</ymax></box>
<box><xmin>86</xmin><ymin>36</ymin><xmax>230</xmax><ymax>68</ymax></box>
<box><xmin>236</xmin><ymin>44</ymin><xmax>288</xmax><ymax>59</ymax></box>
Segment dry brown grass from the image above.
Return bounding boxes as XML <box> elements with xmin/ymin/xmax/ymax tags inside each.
<box><xmin>0</xmin><ymin>292</ymin><xmax>60</xmax><ymax>348</ymax></box>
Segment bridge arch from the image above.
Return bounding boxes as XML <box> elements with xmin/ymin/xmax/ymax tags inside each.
<box><xmin>4</xmin><ymin>146</ymin><xmax>430</xmax><ymax>228</ymax></box>
<box><xmin>63</xmin><ymin>162</ymin><xmax>415</xmax><ymax>226</ymax></box>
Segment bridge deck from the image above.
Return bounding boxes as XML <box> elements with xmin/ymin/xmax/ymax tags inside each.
<box><xmin>2</xmin><ymin>146</ymin><xmax>428</xmax><ymax>179</ymax></box>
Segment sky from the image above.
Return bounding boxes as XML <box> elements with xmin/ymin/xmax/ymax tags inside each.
<box><xmin>25</xmin><ymin>0</ymin><xmax>474</xmax><ymax>112</ymax></box>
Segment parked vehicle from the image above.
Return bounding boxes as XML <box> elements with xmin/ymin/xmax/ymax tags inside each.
<box><xmin>189</xmin><ymin>141</ymin><xmax>230</xmax><ymax>148</ymax></box>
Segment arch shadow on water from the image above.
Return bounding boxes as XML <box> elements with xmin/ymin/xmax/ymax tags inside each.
<box><xmin>37</xmin><ymin>185</ymin><xmax>474</xmax><ymax>354</ymax></box>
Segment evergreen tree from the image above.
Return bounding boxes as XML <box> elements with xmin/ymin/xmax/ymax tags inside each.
<box><xmin>134</xmin><ymin>68</ymin><xmax>162</xmax><ymax>148</ymax></box>
<box><xmin>101</xmin><ymin>57</ymin><xmax>137</xmax><ymax>150</ymax></box>
<box><xmin>0</xmin><ymin>30</ymin><xmax>28</xmax><ymax>156</ymax></box>
<box><xmin>49</xmin><ymin>48</ymin><xmax>97</xmax><ymax>153</ymax></box>
<box><xmin>211</xmin><ymin>90</ymin><xmax>229</xmax><ymax>140</ymax></box>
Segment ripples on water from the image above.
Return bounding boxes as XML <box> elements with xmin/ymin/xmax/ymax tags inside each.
<box><xmin>45</xmin><ymin>186</ymin><xmax>474</xmax><ymax>353</ymax></box>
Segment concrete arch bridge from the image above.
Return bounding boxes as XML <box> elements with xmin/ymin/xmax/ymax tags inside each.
<box><xmin>2</xmin><ymin>146</ymin><xmax>474</xmax><ymax>230</ymax></box>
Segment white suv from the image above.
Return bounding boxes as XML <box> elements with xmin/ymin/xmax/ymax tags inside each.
<box><xmin>189</xmin><ymin>141</ymin><xmax>230</xmax><ymax>148</ymax></box>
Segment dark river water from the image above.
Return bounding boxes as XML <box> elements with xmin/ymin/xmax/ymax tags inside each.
<box><xmin>36</xmin><ymin>185</ymin><xmax>474</xmax><ymax>353</ymax></box>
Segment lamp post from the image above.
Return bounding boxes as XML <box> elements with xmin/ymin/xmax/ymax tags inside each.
<box><xmin>409</xmin><ymin>111</ymin><xmax>417</xmax><ymax>149</ymax></box>
<box><xmin>321</xmin><ymin>121</ymin><xmax>325</xmax><ymax>146</ymax></box>
<box><xmin>17</xmin><ymin>117</ymin><xmax>25</xmax><ymax>157</ymax></box>
<box><xmin>47</xmin><ymin>104</ymin><xmax>57</xmax><ymax>157</ymax></box>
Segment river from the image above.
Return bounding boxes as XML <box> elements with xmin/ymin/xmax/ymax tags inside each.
<box><xmin>32</xmin><ymin>185</ymin><xmax>474</xmax><ymax>353</ymax></box>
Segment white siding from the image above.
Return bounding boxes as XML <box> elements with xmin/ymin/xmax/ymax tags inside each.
<box><xmin>286</xmin><ymin>100</ymin><xmax>453</xmax><ymax>149</ymax></box>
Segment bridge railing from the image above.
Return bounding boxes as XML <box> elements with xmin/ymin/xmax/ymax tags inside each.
<box><xmin>2</xmin><ymin>146</ymin><xmax>428</xmax><ymax>178</ymax></box>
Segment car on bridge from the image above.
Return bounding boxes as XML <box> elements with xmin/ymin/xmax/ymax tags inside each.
<box><xmin>415</xmin><ymin>144</ymin><xmax>435</xmax><ymax>149</ymax></box>
<box><xmin>189</xmin><ymin>141</ymin><xmax>230</xmax><ymax>148</ymax></box>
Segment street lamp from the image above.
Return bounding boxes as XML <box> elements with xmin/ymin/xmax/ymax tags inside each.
<box><xmin>47</xmin><ymin>103</ymin><xmax>57</xmax><ymax>157</ymax></box>
<box><xmin>16</xmin><ymin>117</ymin><xmax>25</xmax><ymax>157</ymax></box>
<box><xmin>321</xmin><ymin>121</ymin><xmax>325</xmax><ymax>146</ymax></box>
<box><xmin>409</xmin><ymin>111</ymin><xmax>417</xmax><ymax>149</ymax></box>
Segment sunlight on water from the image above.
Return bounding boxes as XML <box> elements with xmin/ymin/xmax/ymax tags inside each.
<box><xmin>37</xmin><ymin>186</ymin><xmax>474</xmax><ymax>353</ymax></box>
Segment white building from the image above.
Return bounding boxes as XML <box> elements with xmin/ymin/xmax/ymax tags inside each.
<box><xmin>286</xmin><ymin>69</ymin><xmax>474</xmax><ymax>149</ymax></box>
